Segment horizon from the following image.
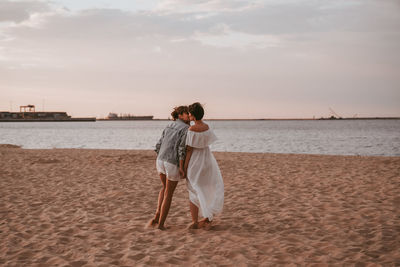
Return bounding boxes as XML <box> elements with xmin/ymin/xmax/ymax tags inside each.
<box><xmin>1</xmin><ymin>0</ymin><xmax>400</xmax><ymax>119</ymax></box>
<box><xmin>1</xmin><ymin>105</ymin><xmax>399</xmax><ymax>120</ymax></box>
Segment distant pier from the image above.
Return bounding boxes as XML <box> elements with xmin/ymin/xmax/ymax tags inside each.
<box><xmin>0</xmin><ymin>105</ymin><xmax>96</xmax><ymax>122</ymax></box>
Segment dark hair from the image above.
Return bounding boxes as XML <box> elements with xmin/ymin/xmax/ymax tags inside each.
<box><xmin>171</xmin><ymin>106</ymin><xmax>189</xmax><ymax>121</ymax></box>
<box><xmin>188</xmin><ymin>102</ymin><xmax>204</xmax><ymax>120</ymax></box>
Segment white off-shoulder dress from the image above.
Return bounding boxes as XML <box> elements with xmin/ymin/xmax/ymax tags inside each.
<box><xmin>186</xmin><ymin>129</ymin><xmax>224</xmax><ymax>221</ymax></box>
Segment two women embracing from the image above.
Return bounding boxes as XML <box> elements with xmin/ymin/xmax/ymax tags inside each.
<box><xmin>148</xmin><ymin>102</ymin><xmax>224</xmax><ymax>230</ymax></box>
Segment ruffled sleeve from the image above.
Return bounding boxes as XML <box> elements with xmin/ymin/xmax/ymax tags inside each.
<box><xmin>186</xmin><ymin>129</ymin><xmax>218</xmax><ymax>148</ymax></box>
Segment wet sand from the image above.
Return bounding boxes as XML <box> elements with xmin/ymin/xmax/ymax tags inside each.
<box><xmin>0</xmin><ymin>145</ymin><xmax>399</xmax><ymax>266</ymax></box>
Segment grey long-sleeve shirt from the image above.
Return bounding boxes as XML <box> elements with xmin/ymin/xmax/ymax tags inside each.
<box><xmin>155</xmin><ymin>119</ymin><xmax>189</xmax><ymax>167</ymax></box>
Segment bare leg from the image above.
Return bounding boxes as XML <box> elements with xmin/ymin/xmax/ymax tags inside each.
<box><xmin>188</xmin><ymin>201</ymin><xmax>199</xmax><ymax>229</ymax></box>
<box><xmin>148</xmin><ymin>174</ymin><xmax>166</xmax><ymax>227</ymax></box>
<box><xmin>158</xmin><ymin>179</ymin><xmax>178</xmax><ymax>230</ymax></box>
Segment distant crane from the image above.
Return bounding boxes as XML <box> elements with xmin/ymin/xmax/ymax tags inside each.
<box><xmin>329</xmin><ymin>107</ymin><xmax>342</xmax><ymax>119</ymax></box>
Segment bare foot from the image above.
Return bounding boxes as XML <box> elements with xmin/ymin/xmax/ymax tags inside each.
<box><xmin>157</xmin><ymin>224</ymin><xmax>167</xmax><ymax>231</ymax></box>
<box><xmin>198</xmin><ymin>218</ymin><xmax>211</xmax><ymax>228</ymax></box>
<box><xmin>188</xmin><ymin>222</ymin><xmax>199</xmax><ymax>229</ymax></box>
<box><xmin>146</xmin><ymin>218</ymin><xmax>158</xmax><ymax>228</ymax></box>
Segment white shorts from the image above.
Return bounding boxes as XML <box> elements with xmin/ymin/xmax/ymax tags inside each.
<box><xmin>156</xmin><ymin>160</ymin><xmax>180</xmax><ymax>181</ymax></box>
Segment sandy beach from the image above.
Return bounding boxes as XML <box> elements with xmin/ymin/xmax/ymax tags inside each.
<box><xmin>0</xmin><ymin>145</ymin><xmax>399</xmax><ymax>266</ymax></box>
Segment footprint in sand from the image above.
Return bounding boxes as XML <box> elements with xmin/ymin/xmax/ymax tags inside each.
<box><xmin>129</xmin><ymin>253</ymin><xmax>146</xmax><ymax>261</ymax></box>
<box><xmin>69</xmin><ymin>260</ymin><xmax>88</xmax><ymax>267</ymax></box>
<box><xmin>210</xmin><ymin>224</ymin><xmax>230</xmax><ymax>231</ymax></box>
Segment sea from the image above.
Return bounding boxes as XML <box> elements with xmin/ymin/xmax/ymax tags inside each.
<box><xmin>0</xmin><ymin>120</ymin><xmax>399</xmax><ymax>157</ymax></box>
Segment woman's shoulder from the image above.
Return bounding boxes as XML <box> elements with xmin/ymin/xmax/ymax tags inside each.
<box><xmin>189</xmin><ymin>123</ymin><xmax>209</xmax><ymax>133</ymax></box>
<box><xmin>186</xmin><ymin>123</ymin><xmax>217</xmax><ymax>148</ymax></box>
<box><xmin>168</xmin><ymin>120</ymin><xmax>188</xmax><ymax>130</ymax></box>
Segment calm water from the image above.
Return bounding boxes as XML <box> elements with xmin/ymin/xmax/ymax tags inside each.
<box><xmin>0</xmin><ymin>120</ymin><xmax>399</xmax><ymax>156</ymax></box>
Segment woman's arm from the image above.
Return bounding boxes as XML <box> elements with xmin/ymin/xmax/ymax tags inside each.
<box><xmin>155</xmin><ymin>129</ymin><xmax>165</xmax><ymax>154</ymax></box>
<box><xmin>178</xmin><ymin>130</ymin><xmax>188</xmax><ymax>177</ymax></box>
<box><xmin>183</xmin><ymin>145</ymin><xmax>193</xmax><ymax>178</ymax></box>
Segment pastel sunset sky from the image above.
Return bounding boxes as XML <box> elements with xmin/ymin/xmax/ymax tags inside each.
<box><xmin>0</xmin><ymin>0</ymin><xmax>399</xmax><ymax>119</ymax></box>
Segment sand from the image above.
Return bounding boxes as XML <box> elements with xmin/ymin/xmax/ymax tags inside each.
<box><xmin>0</xmin><ymin>145</ymin><xmax>399</xmax><ymax>266</ymax></box>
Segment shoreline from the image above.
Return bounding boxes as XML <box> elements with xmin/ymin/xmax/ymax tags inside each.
<box><xmin>1</xmin><ymin>145</ymin><xmax>398</xmax><ymax>158</ymax></box>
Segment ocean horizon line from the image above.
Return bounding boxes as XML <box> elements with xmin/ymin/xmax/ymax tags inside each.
<box><xmin>153</xmin><ymin>117</ymin><xmax>400</xmax><ymax>121</ymax></box>
<box><xmin>1</xmin><ymin>116</ymin><xmax>400</xmax><ymax>122</ymax></box>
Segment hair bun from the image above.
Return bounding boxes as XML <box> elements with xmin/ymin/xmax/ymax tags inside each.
<box><xmin>171</xmin><ymin>109</ymin><xmax>178</xmax><ymax>121</ymax></box>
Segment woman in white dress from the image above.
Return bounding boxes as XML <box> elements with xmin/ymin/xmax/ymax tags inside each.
<box><xmin>183</xmin><ymin>102</ymin><xmax>224</xmax><ymax>229</ymax></box>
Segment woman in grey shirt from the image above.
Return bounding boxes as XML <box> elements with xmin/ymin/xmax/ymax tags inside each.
<box><xmin>149</xmin><ymin>106</ymin><xmax>189</xmax><ymax>230</ymax></box>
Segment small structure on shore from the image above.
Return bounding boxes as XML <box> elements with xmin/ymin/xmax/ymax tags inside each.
<box><xmin>99</xmin><ymin>112</ymin><xmax>153</xmax><ymax>121</ymax></box>
<box><xmin>20</xmin><ymin>104</ymin><xmax>36</xmax><ymax>113</ymax></box>
<box><xmin>0</xmin><ymin>105</ymin><xmax>96</xmax><ymax>122</ymax></box>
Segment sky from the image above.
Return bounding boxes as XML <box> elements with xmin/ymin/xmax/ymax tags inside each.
<box><xmin>0</xmin><ymin>0</ymin><xmax>399</xmax><ymax>119</ymax></box>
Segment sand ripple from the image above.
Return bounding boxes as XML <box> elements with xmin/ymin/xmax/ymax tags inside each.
<box><xmin>0</xmin><ymin>147</ymin><xmax>399</xmax><ymax>265</ymax></box>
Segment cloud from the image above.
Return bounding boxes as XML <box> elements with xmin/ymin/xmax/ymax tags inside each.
<box><xmin>0</xmin><ymin>0</ymin><xmax>399</xmax><ymax>117</ymax></box>
<box><xmin>0</xmin><ymin>0</ymin><xmax>50</xmax><ymax>23</ymax></box>
<box><xmin>155</xmin><ymin>0</ymin><xmax>260</xmax><ymax>14</ymax></box>
<box><xmin>192</xmin><ymin>24</ymin><xmax>282</xmax><ymax>48</ymax></box>
<box><xmin>2</xmin><ymin>0</ymin><xmax>399</xmax><ymax>48</ymax></box>
<box><xmin>1</xmin><ymin>0</ymin><xmax>399</xmax><ymax>70</ymax></box>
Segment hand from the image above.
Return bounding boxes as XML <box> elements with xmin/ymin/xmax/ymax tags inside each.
<box><xmin>179</xmin><ymin>168</ymin><xmax>185</xmax><ymax>179</ymax></box>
